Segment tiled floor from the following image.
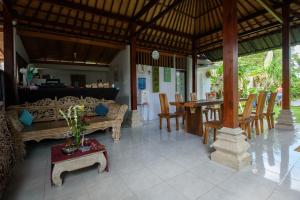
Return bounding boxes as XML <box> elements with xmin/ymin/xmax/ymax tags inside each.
<box><xmin>4</xmin><ymin>121</ymin><xmax>300</xmax><ymax>200</ymax></box>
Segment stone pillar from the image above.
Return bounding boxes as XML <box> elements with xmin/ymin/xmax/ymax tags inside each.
<box><xmin>211</xmin><ymin>0</ymin><xmax>250</xmax><ymax>170</ymax></box>
<box><xmin>211</xmin><ymin>128</ymin><xmax>251</xmax><ymax>170</ymax></box>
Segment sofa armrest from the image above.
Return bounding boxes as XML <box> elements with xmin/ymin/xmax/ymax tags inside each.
<box><xmin>6</xmin><ymin>109</ymin><xmax>24</xmax><ymax>132</ymax></box>
<box><xmin>115</xmin><ymin>104</ymin><xmax>128</xmax><ymax>122</ymax></box>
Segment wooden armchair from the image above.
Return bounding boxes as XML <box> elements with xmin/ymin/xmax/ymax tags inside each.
<box><xmin>159</xmin><ymin>93</ymin><xmax>179</xmax><ymax>132</ymax></box>
<box><xmin>239</xmin><ymin>94</ymin><xmax>256</xmax><ymax>139</ymax></box>
<box><xmin>264</xmin><ymin>92</ymin><xmax>277</xmax><ymax>129</ymax></box>
<box><xmin>251</xmin><ymin>91</ymin><xmax>267</xmax><ymax>135</ymax></box>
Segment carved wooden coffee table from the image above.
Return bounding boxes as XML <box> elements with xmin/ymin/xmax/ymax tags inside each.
<box><xmin>51</xmin><ymin>139</ymin><xmax>108</xmax><ymax>186</ymax></box>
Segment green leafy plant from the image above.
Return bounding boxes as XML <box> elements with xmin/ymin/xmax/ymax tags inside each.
<box><xmin>59</xmin><ymin>105</ymin><xmax>87</xmax><ymax>146</ymax></box>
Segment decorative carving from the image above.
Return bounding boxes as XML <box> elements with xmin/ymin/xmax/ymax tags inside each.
<box><xmin>52</xmin><ymin>151</ymin><xmax>107</xmax><ymax>187</ymax></box>
<box><xmin>0</xmin><ymin>104</ymin><xmax>24</xmax><ymax>196</ymax></box>
<box><xmin>7</xmin><ymin>97</ymin><xmax>128</xmax><ymax>143</ymax></box>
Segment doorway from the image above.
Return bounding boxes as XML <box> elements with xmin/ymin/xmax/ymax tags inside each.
<box><xmin>71</xmin><ymin>74</ymin><xmax>86</xmax><ymax>88</ymax></box>
<box><xmin>176</xmin><ymin>70</ymin><xmax>186</xmax><ymax>101</ymax></box>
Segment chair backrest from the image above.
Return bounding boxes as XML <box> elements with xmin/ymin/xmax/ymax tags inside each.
<box><xmin>190</xmin><ymin>93</ymin><xmax>197</xmax><ymax>101</ymax></box>
<box><xmin>255</xmin><ymin>91</ymin><xmax>267</xmax><ymax>115</ymax></box>
<box><xmin>175</xmin><ymin>93</ymin><xmax>183</xmax><ymax>102</ymax></box>
<box><xmin>267</xmin><ymin>92</ymin><xmax>277</xmax><ymax>114</ymax></box>
<box><xmin>242</xmin><ymin>94</ymin><xmax>257</xmax><ymax>119</ymax></box>
<box><xmin>159</xmin><ymin>93</ymin><xmax>170</xmax><ymax>114</ymax></box>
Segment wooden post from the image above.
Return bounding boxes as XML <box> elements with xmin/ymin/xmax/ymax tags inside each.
<box><xmin>282</xmin><ymin>0</ymin><xmax>290</xmax><ymax>110</ymax></box>
<box><xmin>130</xmin><ymin>24</ymin><xmax>137</xmax><ymax>110</ymax></box>
<box><xmin>3</xmin><ymin>0</ymin><xmax>17</xmax><ymax>105</ymax></box>
<box><xmin>222</xmin><ymin>0</ymin><xmax>239</xmax><ymax>128</ymax></box>
<box><xmin>211</xmin><ymin>0</ymin><xmax>250</xmax><ymax>170</ymax></box>
<box><xmin>192</xmin><ymin>43</ymin><xmax>197</xmax><ymax>93</ymax></box>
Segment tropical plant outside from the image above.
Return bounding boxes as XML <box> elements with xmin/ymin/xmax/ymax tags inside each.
<box><xmin>210</xmin><ymin>46</ymin><xmax>300</xmax><ymax>122</ymax></box>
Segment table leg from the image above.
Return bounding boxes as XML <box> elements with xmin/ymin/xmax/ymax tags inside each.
<box><xmin>97</xmin><ymin>153</ymin><xmax>108</xmax><ymax>173</ymax></box>
<box><xmin>52</xmin><ymin>165</ymin><xmax>63</xmax><ymax>187</ymax></box>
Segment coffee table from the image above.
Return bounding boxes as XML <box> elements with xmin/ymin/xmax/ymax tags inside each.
<box><xmin>51</xmin><ymin>139</ymin><xmax>108</xmax><ymax>186</ymax></box>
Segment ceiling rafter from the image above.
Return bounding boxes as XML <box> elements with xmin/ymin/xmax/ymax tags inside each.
<box><xmin>131</xmin><ymin>0</ymin><xmax>159</xmax><ymax>22</ymax></box>
<box><xmin>135</xmin><ymin>0</ymin><xmax>185</xmax><ymax>36</ymax></box>
<box><xmin>256</xmin><ymin>0</ymin><xmax>283</xmax><ymax>23</ymax></box>
<box><xmin>37</xmin><ymin>0</ymin><xmax>191</xmax><ymax>39</ymax></box>
<box><xmin>194</xmin><ymin>3</ymin><xmax>283</xmax><ymax>40</ymax></box>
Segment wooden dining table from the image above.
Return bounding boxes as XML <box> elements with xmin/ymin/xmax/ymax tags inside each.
<box><xmin>170</xmin><ymin>98</ymin><xmax>247</xmax><ymax>136</ymax></box>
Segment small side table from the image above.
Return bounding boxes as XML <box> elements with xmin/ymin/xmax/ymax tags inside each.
<box><xmin>51</xmin><ymin>139</ymin><xmax>108</xmax><ymax>186</ymax></box>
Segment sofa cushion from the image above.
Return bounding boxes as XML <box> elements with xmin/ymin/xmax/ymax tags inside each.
<box><xmin>95</xmin><ymin>104</ymin><xmax>108</xmax><ymax>116</ymax></box>
<box><xmin>19</xmin><ymin>110</ymin><xmax>33</xmax><ymax>126</ymax></box>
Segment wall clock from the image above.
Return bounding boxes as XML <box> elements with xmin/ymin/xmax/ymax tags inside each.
<box><xmin>151</xmin><ymin>50</ymin><xmax>160</xmax><ymax>60</ymax></box>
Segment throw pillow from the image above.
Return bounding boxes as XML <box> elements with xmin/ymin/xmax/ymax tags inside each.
<box><xmin>19</xmin><ymin>110</ymin><xmax>33</xmax><ymax>126</ymax></box>
<box><xmin>95</xmin><ymin>104</ymin><xmax>109</xmax><ymax>116</ymax></box>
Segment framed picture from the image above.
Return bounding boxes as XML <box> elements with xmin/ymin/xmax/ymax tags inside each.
<box><xmin>152</xmin><ymin>66</ymin><xmax>160</xmax><ymax>93</ymax></box>
<box><xmin>164</xmin><ymin>67</ymin><xmax>171</xmax><ymax>82</ymax></box>
<box><xmin>138</xmin><ymin>77</ymin><xmax>146</xmax><ymax>90</ymax></box>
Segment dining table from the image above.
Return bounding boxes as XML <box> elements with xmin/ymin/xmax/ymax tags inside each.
<box><xmin>170</xmin><ymin>98</ymin><xmax>247</xmax><ymax>136</ymax></box>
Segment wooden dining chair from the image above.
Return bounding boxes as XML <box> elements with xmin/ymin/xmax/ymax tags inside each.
<box><xmin>251</xmin><ymin>91</ymin><xmax>267</xmax><ymax>135</ymax></box>
<box><xmin>239</xmin><ymin>94</ymin><xmax>256</xmax><ymax>139</ymax></box>
<box><xmin>175</xmin><ymin>93</ymin><xmax>185</xmax><ymax>124</ymax></box>
<box><xmin>159</xmin><ymin>93</ymin><xmax>179</xmax><ymax>132</ymax></box>
<box><xmin>264</xmin><ymin>92</ymin><xmax>277</xmax><ymax>129</ymax></box>
<box><xmin>190</xmin><ymin>92</ymin><xmax>197</xmax><ymax>101</ymax></box>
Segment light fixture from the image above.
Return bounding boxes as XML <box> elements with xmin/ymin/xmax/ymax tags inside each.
<box><xmin>151</xmin><ymin>50</ymin><xmax>160</xmax><ymax>60</ymax></box>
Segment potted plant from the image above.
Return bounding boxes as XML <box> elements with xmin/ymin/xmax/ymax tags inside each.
<box><xmin>59</xmin><ymin>105</ymin><xmax>88</xmax><ymax>148</ymax></box>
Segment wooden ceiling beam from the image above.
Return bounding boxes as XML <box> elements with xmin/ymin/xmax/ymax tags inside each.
<box><xmin>194</xmin><ymin>3</ymin><xmax>282</xmax><ymax>40</ymax></box>
<box><xmin>36</xmin><ymin>0</ymin><xmax>191</xmax><ymax>39</ymax></box>
<box><xmin>135</xmin><ymin>0</ymin><xmax>185</xmax><ymax>36</ymax></box>
<box><xmin>30</xmin><ymin>59</ymin><xmax>110</xmax><ymax>67</ymax></box>
<box><xmin>256</xmin><ymin>0</ymin><xmax>283</xmax><ymax>23</ymax></box>
<box><xmin>41</xmin><ymin>0</ymin><xmax>131</xmax><ymax>21</ymax></box>
<box><xmin>18</xmin><ymin>30</ymin><xmax>125</xmax><ymax>50</ymax></box>
<box><xmin>290</xmin><ymin>9</ymin><xmax>300</xmax><ymax>19</ymax></box>
<box><xmin>131</xmin><ymin>0</ymin><xmax>159</xmax><ymax>22</ymax></box>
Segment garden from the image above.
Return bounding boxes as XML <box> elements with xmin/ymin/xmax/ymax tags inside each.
<box><xmin>210</xmin><ymin>46</ymin><xmax>300</xmax><ymax>123</ymax></box>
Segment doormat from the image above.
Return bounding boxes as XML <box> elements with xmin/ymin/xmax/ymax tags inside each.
<box><xmin>295</xmin><ymin>146</ymin><xmax>300</xmax><ymax>152</ymax></box>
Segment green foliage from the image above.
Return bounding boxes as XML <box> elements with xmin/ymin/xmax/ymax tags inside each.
<box><xmin>210</xmin><ymin>47</ymin><xmax>300</xmax><ymax>99</ymax></box>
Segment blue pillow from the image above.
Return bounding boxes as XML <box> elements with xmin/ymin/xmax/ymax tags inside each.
<box><xmin>19</xmin><ymin>110</ymin><xmax>33</xmax><ymax>126</ymax></box>
<box><xmin>95</xmin><ymin>104</ymin><xmax>108</xmax><ymax>116</ymax></box>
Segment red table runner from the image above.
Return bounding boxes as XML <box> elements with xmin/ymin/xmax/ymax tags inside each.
<box><xmin>51</xmin><ymin>139</ymin><xmax>109</xmax><ymax>171</ymax></box>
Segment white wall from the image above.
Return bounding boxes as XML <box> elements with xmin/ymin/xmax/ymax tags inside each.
<box><xmin>137</xmin><ymin>65</ymin><xmax>176</xmax><ymax>121</ymax></box>
<box><xmin>110</xmin><ymin>45</ymin><xmax>131</xmax><ymax>107</ymax></box>
<box><xmin>197</xmin><ymin>68</ymin><xmax>211</xmax><ymax>99</ymax></box>
<box><xmin>34</xmin><ymin>63</ymin><xmax>109</xmax><ymax>86</ymax></box>
<box><xmin>15</xmin><ymin>33</ymin><xmax>29</xmax><ymax>62</ymax></box>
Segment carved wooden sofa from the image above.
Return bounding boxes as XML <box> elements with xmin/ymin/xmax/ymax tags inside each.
<box><xmin>6</xmin><ymin>96</ymin><xmax>128</xmax><ymax>143</ymax></box>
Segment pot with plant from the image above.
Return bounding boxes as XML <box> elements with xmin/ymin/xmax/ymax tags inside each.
<box><xmin>59</xmin><ymin>105</ymin><xmax>88</xmax><ymax>154</ymax></box>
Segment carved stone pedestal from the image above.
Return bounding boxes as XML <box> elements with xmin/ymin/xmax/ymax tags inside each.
<box><xmin>211</xmin><ymin>127</ymin><xmax>251</xmax><ymax>170</ymax></box>
<box><xmin>129</xmin><ymin>110</ymin><xmax>142</xmax><ymax>128</ymax></box>
<box><xmin>275</xmin><ymin>109</ymin><xmax>295</xmax><ymax>130</ymax></box>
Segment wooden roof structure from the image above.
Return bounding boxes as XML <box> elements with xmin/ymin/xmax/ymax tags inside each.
<box><xmin>1</xmin><ymin>0</ymin><xmax>300</xmax><ymax>63</ymax></box>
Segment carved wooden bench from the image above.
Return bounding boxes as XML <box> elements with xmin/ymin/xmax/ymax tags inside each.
<box><xmin>7</xmin><ymin>96</ymin><xmax>128</xmax><ymax>142</ymax></box>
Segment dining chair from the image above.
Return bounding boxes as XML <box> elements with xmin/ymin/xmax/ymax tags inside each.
<box><xmin>190</xmin><ymin>92</ymin><xmax>197</xmax><ymax>101</ymax></box>
<box><xmin>175</xmin><ymin>93</ymin><xmax>185</xmax><ymax>124</ymax></box>
<box><xmin>264</xmin><ymin>92</ymin><xmax>277</xmax><ymax>129</ymax></box>
<box><xmin>203</xmin><ymin>120</ymin><xmax>223</xmax><ymax>144</ymax></box>
<box><xmin>251</xmin><ymin>91</ymin><xmax>267</xmax><ymax>135</ymax></box>
<box><xmin>206</xmin><ymin>92</ymin><xmax>221</xmax><ymax>121</ymax></box>
<box><xmin>239</xmin><ymin>94</ymin><xmax>256</xmax><ymax>139</ymax></box>
<box><xmin>159</xmin><ymin>93</ymin><xmax>179</xmax><ymax>132</ymax></box>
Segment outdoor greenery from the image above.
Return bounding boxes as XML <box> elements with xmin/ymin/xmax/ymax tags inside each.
<box><xmin>210</xmin><ymin>46</ymin><xmax>300</xmax><ymax>122</ymax></box>
<box><xmin>210</xmin><ymin>47</ymin><xmax>300</xmax><ymax>99</ymax></box>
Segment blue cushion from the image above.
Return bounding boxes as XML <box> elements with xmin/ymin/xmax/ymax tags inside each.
<box><xmin>95</xmin><ymin>104</ymin><xmax>108</xmax><ymax>116</ymax></box>
<box><xmin>19</xmin><ymin>110</ymin><xmax>33</xmax><ymax>126</ymax></box>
